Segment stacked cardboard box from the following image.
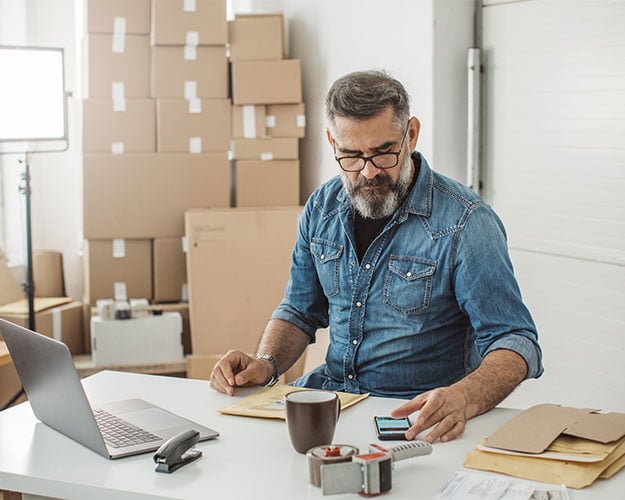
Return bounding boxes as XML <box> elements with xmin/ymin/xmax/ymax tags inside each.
<box><xmin>81</xmin><ymin>0</ymin><xmax>230</xmax><ymax>357</ymax></box>
<box><xmin>229</xmin><ymin>14</ymin><xmax>305</xmax><ymax>207</ymax></box>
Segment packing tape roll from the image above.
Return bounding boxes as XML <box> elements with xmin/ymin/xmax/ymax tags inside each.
<box><xmin>306</xmin><ymin>445</ymin><xmax>359</xmax><ymax>487</ymax></box>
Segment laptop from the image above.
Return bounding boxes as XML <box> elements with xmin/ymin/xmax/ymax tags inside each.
<box><xmin>0</xmin><ymin>318</ymin><xmax>219</xmax><ymax>459</ymax></box>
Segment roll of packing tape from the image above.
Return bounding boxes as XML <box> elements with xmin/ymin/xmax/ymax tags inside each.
<box><xmin>306</xmin><ymin>445</ymin><xmax>359</xmax><ymax>487</ymax></box>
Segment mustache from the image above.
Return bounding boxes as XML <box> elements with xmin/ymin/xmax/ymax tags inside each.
<box><xmin>354</xmin><ymin>175</ymin><xmax>393</xmax><ymax>189</ymax></box>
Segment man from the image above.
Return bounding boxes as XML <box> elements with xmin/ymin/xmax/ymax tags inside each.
<box><xmin>211</xmin><ymin>70</ymin><xmax>543</xmax><ymax>443</ymax></box>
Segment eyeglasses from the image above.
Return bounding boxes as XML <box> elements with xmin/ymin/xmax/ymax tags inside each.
<box><xmin>333</xmin><ymin>121</ymin><xmax>410</xmax><ymax>172</ymax></box>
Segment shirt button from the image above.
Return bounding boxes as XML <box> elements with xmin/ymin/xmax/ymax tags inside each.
<box><xmin>365</xmin><ymin>263</ymin><xmax>371</xmax><ymax>269</ymax></box>
<box><xmin>352</xmin><ymin>339</ymin><xmax>358</xmax><ymax>345</ymax></box>
<box><xmin>356</xmin><ymin>301</ymin><xmax>362</xmax><ymax>307</ymax></box>
<box><xmin>406</xmin><ymin>271</ymin><xmax>412</xmax><ymax>277</ymax></box>
<box><xmin>347</xmin><ymin>374</ymin><xmax>354</xmax><ymax>380</ymax></box>
<box><xmin>320</xmin><ymin>254</ymin><xmax>325</xmax><ymax>260</ymax></box>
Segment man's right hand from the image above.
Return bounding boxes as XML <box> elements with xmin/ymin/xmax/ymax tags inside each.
<box><xmin>209</xmin><ymin>350</ymin><xmax>273</xmax><ymax>396</ymax></box>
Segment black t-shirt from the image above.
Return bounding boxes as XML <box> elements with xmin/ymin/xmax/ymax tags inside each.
<box><xmin>353</xmin><ymin>154</ymin><xmax>421</xmax><ymax>262</ymax></box>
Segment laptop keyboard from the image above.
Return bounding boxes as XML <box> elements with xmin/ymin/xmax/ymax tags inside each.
<box><xmin>94</xmin><ymin>408</ymin><xmax>162</xmax><ymax>449</ymax></box>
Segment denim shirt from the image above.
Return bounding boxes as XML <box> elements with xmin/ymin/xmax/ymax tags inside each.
<box><xmin>272</xmin><ymin>152</ymin><xmax>543</xmax><ymax>399</ymax></box>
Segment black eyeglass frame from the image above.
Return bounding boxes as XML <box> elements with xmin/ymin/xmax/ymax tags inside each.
<box><xmin>333</xmin><ymin>120</ymin><xmax>410</xmax><ymax>172</ymax></box>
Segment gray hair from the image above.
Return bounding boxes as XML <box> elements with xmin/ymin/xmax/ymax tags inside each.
<box><xmin>325</xmin><ymin>70</ymin><xmax>410</xmax><ymax>133</ymax></box>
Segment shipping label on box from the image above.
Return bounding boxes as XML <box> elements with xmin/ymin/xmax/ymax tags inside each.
<box><xmin>83</xmin><ymin>99</ymin><xmax>156</xmax><ymax>153</ymax></box>
<box><xmin>83</xmin><ymin>238</ymin><xmax>153</xmax><ymax>304</ymax></box>
<box><xmin>235</xmin><ymin>160</ymin><xmax>300</xmax><ymax>207</ymax></box>
<box><xmin>266</xmin><ymin>103</ymin><xmax>306</xmax><ymax>138</ymax></box>
<box><xmin>185</xmin><ymin>206</ymin><xmax>302</xmax><ymax>354</ymax></box>
<box><xmin>83</xmin><ymin>34</ymin><xmax>150</xmax><ymax>98</ymax></box>
<box><xmin>228</xmin><ymin>14</ymin><xmax>284</xmax><ymax>61</ymax></box>
<box><xmin>85</xmin><ymin>0</ymin><xmax>151</xmax><ymax>35</ymax></box>
<box><xmin>151</xmin><ymin>46</ymin><xmax>228</xmax><ymax>98</ymax></box>
<box><xmin>232</xmin><ymin>138</ymin><xmax>299</xmax><ymax>160</ymax></box>
<box><xmin>151</xmin><ymin>0</ymin><xmax>227</xmax><ymax>46</ymax></box>
<box><xmin>156</xmin><ymin>99</ymin><xmax>231</xmax><ymax>153</ymax></box>
<box><xmin>83</xmin><ymin>153</ymin><xmax>230</xmax><ymax>239</ymax></box>
<box><xmin>232</xmin><ymin>59</ymin><xmax>302</xmax><ymax>105</ymax></box>
<box><xmin>232</xmin><ymin>105</ymin><xmax>267</xmax><ymax>138</ymax></box>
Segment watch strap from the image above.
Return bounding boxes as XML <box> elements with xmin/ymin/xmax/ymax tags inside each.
<box><xmin>256</xmin><ymin>353</ymin><xmax>280</xmax><ymax>387</ymax></box>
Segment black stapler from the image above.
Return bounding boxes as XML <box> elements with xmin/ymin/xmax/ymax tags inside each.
<box><xmin>153</xmin><ymin>429</ymin><xmax>202</xmax><ymax>473</ymax></box>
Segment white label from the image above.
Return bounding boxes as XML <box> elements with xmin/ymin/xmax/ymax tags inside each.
<box><xmin>181</xmin><ymin>283</ymin><xmax>189</xmax><ymax>302</ymax></box>
<box><xmin>265</xmin><ymin>115</ymin><xmax>276</xmax><ymax>128</ymax></box>
<box><xmin>181</xmin><ymin>236</ymin><xmax>188</xmax><ymax>253</ymax></box>
<box><xmin>112</xmin><ymin>82</ymin><xmax>126</xmax><ymax>111</ymax></box>
<box><xmin>186</xmin><ymin>31</ymin><xmax>199</xmax><ymax>46</ymax></box>
<box><xmin>297</xmin><ymin>114</ymin><xmax>306</xmax><ymax>128</ymax></box>
<box><xmin>112</xmin><ymin>17</ymin><xmax>126</xmax><ymax>53</ymax></box>
<box><xmin>260</xmin><ymin>152</ymin><xmax>274</xmax><ymax>161</ymax></box>
<box><xmin>52</xmin><ymin>308</ymin><xmax>62</xmax><ymax>341</ymax></box>
<box><xmin>189</xmin><ymin>137</ymin><xmax>202</xmax><ymax>153</ymax></box>
<box><xmin>114</xmin><ymin>282</ymin><xmax>128</xmax><ymax>301</ymax></box>
<box><xmin>184</xmin><ymin>44</ymin><xmax>197</xmax><ymax>60</ymax></box>
<box><xmin>188</xmin><ymin>97</ymin><xmax>202</xmax><ymax>114</ymax></box>
<box><xmin>183</xmin><ymin>0</ymin><xmax>197</xmax><ymax>12</ymax></box>
<box><xmin>112</xmin><ymin>238</ymin><xmax>126</xmax><ymax>258</ymax></box>
<box><xmin>111</xmin><ymin>142</ymin><xmax>124</xmax><ymax>154</ymax></box>
<box><xmin>184</xmin><ymin>80</ymin><xmax>197</xmax><ymax>100</ymax></box>
<box><xmin>243</xmin><ymin>105</ymin><xmax>257</xmax><ymax>138</ymax></box>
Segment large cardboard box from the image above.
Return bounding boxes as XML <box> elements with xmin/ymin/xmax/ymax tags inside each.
<box><xmin>0</xmin><ymin>299</ymin><xmax>83</xmax><ymax>355</ymax></box>
<box><xmin>90</xmin><ymin>313</ymin><xmax>184</xmax><ymax>366</ymax></box>
<box><xmin>232</xmin><ymin>59</ymin><xmax>302</xmax><ymax>105</ymax></box>
<box><xmin>83</xmin><ymin>153</ymin><xmax>230</xmax><ymax>239</ymax></box>
<box><xmin>0</xmin><ymin>349</ymin><xmax>24</xmax><ymax>410</ymax></box>
<box><xmin>232</xmin><ymin>104</ymin><xmax>267</xmax><ymax>138</ymax></box>
<box><xmin>82</xmin><ymin>98</ymin><xmax>156</xmax><ymax>153</ymax></box>
<box><xmin>85</xmin><ymin>0</ymin><xmax>151</xmax><ymax>34</ymax></box>
<box><xmin>156</xmin><ymin>99</ymin><xmax>231</xmax><ymax>153</ymax></box>
<box><xmin>151</xmin><ymin>0</ymin><xmax>227</xmax><ymax>46</ymax></box>
<box><xmin>235</xmin><ymin>160</ymin><xmax>300</xmax><ymax>207</ymax></box>
<box><xmin>0</xmin><ymin>256</ymin><xmax>24</xmax><ymax>306</ymax></box>
<box><xmin>266</xmin><ymin>103</ymin><xmax>306</xmax><ymax>138</ymax></box>
<box><xmin>33</xmin><ymin>250</ymin><xmax>65</xmax><ymax>297</ymax></box>
<box><xmin>228</xmin><ymin>14</ymin><xmax>284</xmax><ymax>61</ymax></box>
<box><xmin>231</xmin><ymin>138</ymin><xmax>299</xmax><ymax>160</ymax></box>
<box><xmin>153</xmin><ymin>237</ymin><xmax>187</xmax><ymax>303</ymax></box>
<box><xmin>83</xmin><ymin>238</ymin><xmax>153</xmax><ymax>304</ymax></box>
<box><xmin>82</xmin><ymin>34</ymin><xmax>150</xmax><ymax>98</ymax></box>
<box><xmin>151</xmin><ymin>45</ymin><xmax>228</xmax><ymax>98</ymax></box>
<box><xmin>185</xmin><ymin>206</ymin><xmax>302</xmax><ymax>354</ymax></box>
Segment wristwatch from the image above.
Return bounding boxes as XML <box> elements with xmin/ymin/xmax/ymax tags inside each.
<box><xmin>256</xmin><ymin>353</ymin><xmax>280</xmax><ymax>387</ymax></box>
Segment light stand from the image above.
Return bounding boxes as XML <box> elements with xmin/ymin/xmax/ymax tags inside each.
<box><xmin>18</xmin><ymin>157</ymin><xmax>36</xmax><ymax>330</ymax></box>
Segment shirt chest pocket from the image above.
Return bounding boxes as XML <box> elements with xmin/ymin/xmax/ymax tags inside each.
<box><xmin>311</xmin><ymin>238</ymin><xmax>343</xmax><ymax>297</ymax></box>
<box><xmin>384</xmin><ymin>255</ymin><xmax>436</xmax><ymax>315</ymax></box>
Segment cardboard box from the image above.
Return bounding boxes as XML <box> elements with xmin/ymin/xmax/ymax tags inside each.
<box><xmin>151</xmin><ymin>0</ymin><xmax>227</xmax><ymax>46</ymax></box>
<box><xmin>235</xmin><ymin>160</ymin><xmax>300</xmax><ymax>207</ymax></box>
<box><xmin>83</xmin><ymin>34</ymin><xmax>150</xmax><ymax>98</ymax></box>
<box><xmin>83</xmin><ymin>153</ymin><xmax>230</xmax><ymax>239</ymax></box>
<box><xmin>85</xmin><ymin>0</ymin><xmax>151</xmax><ymax>34</ymax></box>
<box><xmin>153</xmin><ymin>237</ymin><xmax>187</xmax><ymax>303</ymax></box>
<box><xmin>151</xmin><ymin>45</ymin><xmax>228</xmax><ymax>98</ymax></box>
<box><xmin>185</xmin><ymin>206</ymin><xmax>302</xmax><ymax>354</ymax></box>
<box><xmin>0</xmin><ymin>299</ymin><xmax>83</xmax><ymax>355</ymax></box>
<box><xmin>83</xmin><ymin>238</ymin><xmax>153</xmax><ymax>304</ymax></box>
<box><xmin>0</xmin><ymin>353</ymin><xmax>24</xmax><ymax>410</ymax></box>
<box><xmin>232</xmin><ymin>59</ymin><xmax>302</xmax><ymax>105</ymax></box>
<box><xmin>266</xmin><ymin>103</ymin><xmax>306</xmax><ymax>138</ymax></box>
<box><xmin>82</xmin><ymin>98</ymin><xmax>156</xmax><ymax>153</ymax></box>
<box><xmin>33</xmin><ymin>250</ymin><xmax>65</xmax><ymax>297</ymax></box>
<box><xmin>0</xmin><ymin>256</ymin><xmax>24</xmax><ymax>306</ymax></box>
<box><xmin>156</xmin><ymin>99</ymin><xmax>231</xmax><ymax>153</ymax></box>
<box><xmin>228</xmin><ymin>14</ymin><xmax>284</xmax><ymax>61</ymax></box>
<box><xmin>232</xmin><ymin>138</ymin><xmax>299</xmax><ymax>160</ymax></box>
<box><xmin>90</xmin><ymin>313</ymin><xmax>184</xmax><ymax>366</ymax></box>
<box><xmin>232</xmin><ymin>105</ymin><xmax>267</xmax><ymax>138</ymax></box>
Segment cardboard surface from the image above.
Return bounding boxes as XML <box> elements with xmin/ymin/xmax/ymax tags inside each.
<box><xmin>232</xmin><ymin>59</ymin><xmax>302</xmax><ymax>105</ymax></box>
<box><xmin>0</xmin><ymin>257</ymin><xmax>24</xmax><ymax>306</ymax></box>
<box><xmin>83</xmin><ymin>153</ymin><xmax>230</xmax><ymax>239</ymax></box>
<box><xmin>0</xmin><ymin>297</ymin><xmax>73</xmax><ymax>315</ymax></box>
<box><xmin>83</xmin><ymin>34</ymin><xmax>150</xmax><ymax>98</ymax></box>
<box><xmin>85</xmin><ymin>0</ymin><xmax>150</xmax><ymax>34</ymax></box>
<box><xmin>82</xmin><ymin>98</ymin><xmax>156</xmax><ymax>153</ymax></box>
<box><xmin>153</xmin><ymin>237</ymin><xmax>187</xmax><ymax>303</ymax></box>
<box><xmin>151</xmin><ymin>45</ymin><xmax>229</xmax><ymax>98</ymax></box>
<box><xmin>32</xmin><ymin>251</ymin><xmax>65</xmax><ymax>297</ymax></box>
<box><xmin>83</xmin><ymin>239</ymin><xmax>153</xmax><ymax>304</ymax></box>
<box><xmin>235</xmin><ymin>160</ymin><xmax>300</xmax><ymax>207</ymax></box>
<box><xmin>232</xmin><ymin>138</ymin><xmax>299</xmax><ymax>160</ymax></box>
<box><xmin>151</xmin><ymin>0</ymin><xmax>227</xmax><ymax>46</ymax></box>
<box><xmin>228</xmin><ymin>14</ymin><xmax>284</xmax><ymax>61</ymax></box>
<box><xmin>156</xmin><ymin>98</ymin><xmax>231</xmax><ymax>153</ymax></box>
<box><xmin>266</xmin><ymin>103</ymin><xmax>306</xmax><ymax>138</ymax></box>
<box><xmin>232</xmin><ymin>105</ymin><xmax>267</xmax><ymax>138</ymax></box>
<box><xmin>185</xmin><ymin>207</ymin><xmax>301</xmax><ymax>355</ymax></box>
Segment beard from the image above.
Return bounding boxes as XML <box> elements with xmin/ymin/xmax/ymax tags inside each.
<box><xmin>341</xmin><ymin>153</ymin><xmax>414</xmax><ymax>220</ymax></box>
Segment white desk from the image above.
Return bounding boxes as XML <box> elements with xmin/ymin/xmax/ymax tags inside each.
<box><xmin>0</xmin><ymin>371</ymin><xmax>621</xmax><ymax>499</ymax></box>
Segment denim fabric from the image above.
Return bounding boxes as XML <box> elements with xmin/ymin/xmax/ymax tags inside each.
<box><xmin>272</xmin><ymin>152</ymin><xmax>543</xmax><ymax>399</ymax></box>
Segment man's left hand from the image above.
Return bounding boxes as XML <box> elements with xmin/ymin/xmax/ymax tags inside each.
<box><xmin>390</xmin><ymin>386</ymin><xmax>468</xmax><ymax>443</ymax></box>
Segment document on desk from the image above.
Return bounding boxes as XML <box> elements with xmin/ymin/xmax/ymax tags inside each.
<box><xmin>218</xmin><ymin>385</ymin><xmax>369</xmax><ymax>419</ymax></box>
<box><xmin>433</xmin><ymin>470</ymin><xmax>570</xmax><ymax>500</ymax></box>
